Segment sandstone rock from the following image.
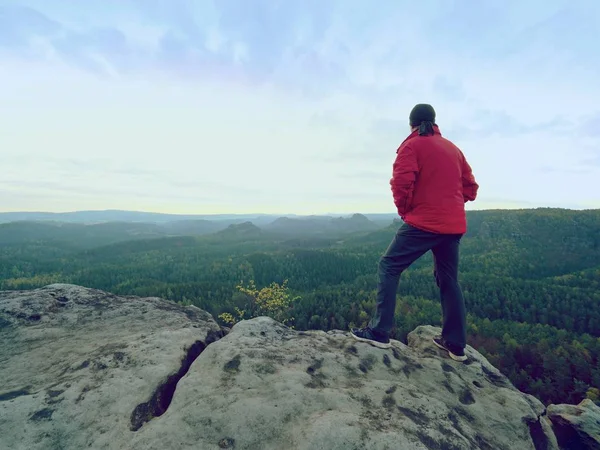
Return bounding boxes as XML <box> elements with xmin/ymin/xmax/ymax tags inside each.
<box><xmin>131</xmin><ymin>319</ymin><xmax>557</xmax><ymax>450</ymax></box>
<box><xmin>0</xmin><ymin>285</ymin><xmax>561</xmax><ymax>450</ymax></box>
<box><xmin>547</xmin><ymin>399</ymin><xmax>600</xmax><ymax>449</ymax></box>
<box><xmin>0</xmin><ymin>284</ymin><xmax>222</xmax><ymax>450</ymax></box>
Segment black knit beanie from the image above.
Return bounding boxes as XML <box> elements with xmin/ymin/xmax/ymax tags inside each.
<box><xmin>409</xmin><ymin>103</ymin><xmax>436</xmax><ymax>136</ymax></box>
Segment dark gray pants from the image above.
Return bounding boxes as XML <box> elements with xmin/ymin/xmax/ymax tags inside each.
<box><xmin>368</xmin><ymin>222</ymin><xmax>467</xmax><ymax>349</ymax></box>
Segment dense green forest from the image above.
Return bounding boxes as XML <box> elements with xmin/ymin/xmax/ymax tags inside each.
<box><xmin>1</xmin><ymin>208</ymin><xmax>599</xmax><ymax>407</ymax></box>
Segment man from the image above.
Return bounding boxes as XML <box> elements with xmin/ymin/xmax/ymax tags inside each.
<box><xmin>351</xmin><ymin>104</ymin><xmax>478</xmax><ymax>362</ymax></box>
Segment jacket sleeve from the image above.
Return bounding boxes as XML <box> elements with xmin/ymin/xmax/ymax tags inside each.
<box><xmin>390</xmin><ymin>144</ymin><xmax>419</xmax><ymax>216</ymax></box>
<box><xmin>461</xmin><ymin>152</ymin><xmax>479</xmax><ymax>202</ymax></box>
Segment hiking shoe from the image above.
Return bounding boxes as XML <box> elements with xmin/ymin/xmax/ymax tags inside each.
<box><xmin>350</xmin><ymin>327</ymin><xmax>391</xmax><ymax>349</ymax></box>
<box><xmin>433</xmin><ymin>335</ymin><xmax>467</xmax><ymax>362</ymax></box>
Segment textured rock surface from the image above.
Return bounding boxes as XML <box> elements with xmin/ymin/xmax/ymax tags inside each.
<box><xmin>131</xmin><ymin>318</ymin><xmax>557</xmax><ymax>450</ymax></box>
<box><xmin>0</xmin><ymin>284</ymin><xmax>222</xmax><ymax>450</ymax></box>
<box><xmin>547</xmin><ymin>399</ymin><xmax>600</xmax><ymax>449</ymax></box>
<box><xmin>0</xmin><ymin>285</ymin><xmax>578</xmax><ymax>449</ymax></box>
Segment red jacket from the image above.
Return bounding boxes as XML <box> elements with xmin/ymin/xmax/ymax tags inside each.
<box><xmin>390</xmin><ymin>125</ymin><xmax>478</xmax><ymax>234</ymax></box>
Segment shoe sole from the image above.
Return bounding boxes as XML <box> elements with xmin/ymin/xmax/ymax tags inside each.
<box><xmin>433</xmin><ymin>338</ymin><xmax>467</xmax><ymax>362</ymax></box>
<box><xmin>351</xmin><ymin>332</ymin><xmax>392</xmax><ymax>349</ymax></box>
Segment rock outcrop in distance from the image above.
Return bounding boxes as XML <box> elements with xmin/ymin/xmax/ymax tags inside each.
<box><xmin>1</xmin><ymin>285</ymin><xmax>598</xmax><ymax>450</ymax></box>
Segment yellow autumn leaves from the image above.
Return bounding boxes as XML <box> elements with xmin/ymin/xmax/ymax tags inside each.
<box><xmin>218</xmin><ymin>279</ymin><xmax>299</xmax><ymax>326</ymax></box>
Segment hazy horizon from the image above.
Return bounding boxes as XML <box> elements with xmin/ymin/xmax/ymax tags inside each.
<box><xmin>1</xmin><ymin>205</ymin><xmax>597</xmax><ymax>219</ymax></box>
<box><xmin>1</xmin><ymin>1</ymin><xmax>599</xmax><ymax>214</ymax></box>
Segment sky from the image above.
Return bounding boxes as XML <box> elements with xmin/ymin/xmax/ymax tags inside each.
<box><xmin>1</xmin><ymin>0</ymin><xmax>599</xmax><ymax>215</ymax></box>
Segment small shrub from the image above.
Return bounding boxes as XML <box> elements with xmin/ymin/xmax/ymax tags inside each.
<box><xmin>219</xmin><ymin>279</ymin><xmax>299</xmax><ymax>326</ymax></box>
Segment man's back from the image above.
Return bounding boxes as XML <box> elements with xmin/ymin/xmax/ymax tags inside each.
<box><xmin>390</xmin><ymin>125</ymin><xmax>478</xmax><ymax>234</ymax></box>
<box><xmin>351</xmin><ymin>103</ymin><xmax>474</xmax><ymax>361</ymax></box>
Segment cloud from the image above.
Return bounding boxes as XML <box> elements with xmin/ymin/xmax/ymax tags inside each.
<box><xmin>581</xmin><ymin>152</ymin><xmax>600</xmax><ymax>168</ymax></box>
<box><xmin>0</xmin><ymin>5</ymin><xmax>61</xmax><ymax>42</ymax></box>
<box><xmin>580</xmin><ymin>113</ymin><xmax>600</xmax><ymax>138</ymax></box>
<box><xmin>432</xmin><ymin>76</ymin><xmax>467</xmax><ymax>102</ymax></box>
<box><xmin>443</xmin><ymin>112</ymin><xmax>574</xmax><ymax>142</ymax></box>
<box><xmin>0</xmin><ymin>0</ymin><xmax>599</xmax><ymax>214</ymax></box>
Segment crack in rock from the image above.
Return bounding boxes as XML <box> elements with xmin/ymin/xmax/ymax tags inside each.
<box><xmin>527</xmin><ymin>415</ymin><xmax>550</xmax><ymax>450</ymax></box>
<box><xmin>130</xmin><ymin>330</ymin><xmax>224</xmax><ymax>431</ymax></box>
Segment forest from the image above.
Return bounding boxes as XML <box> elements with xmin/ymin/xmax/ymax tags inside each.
<box><xmin>1</xmin><ymin>208</ymin><xmax>599</xmax><ymax>407</ymax></box>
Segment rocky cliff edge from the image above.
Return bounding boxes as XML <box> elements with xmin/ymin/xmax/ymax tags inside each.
<box><xmin>1</xmin><ymin>285</ymin><xmax>598</xmax><ymax>449</ymax></box>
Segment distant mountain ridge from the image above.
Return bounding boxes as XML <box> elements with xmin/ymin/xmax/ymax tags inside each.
<box><xmin>216</xmin><ymin>222</ymin><xmax>263</xmax><ymax>240</ymax></box>
<box><xmin>0</xmin><ymin>210</ymin><xmax>278</xmax><ymax>224</ymax></box>
<box><xmin>264</xmin><ymin>213</ymin><xmax>380</xmax><ymax>236</ymax></box>
<box><xmin>0</xmin><ymin>210</ymin><xmax>398</xmax><ymax>225</ymax></box>
<box><xmin>0</xmin><ymin>215</ymin><xmax>391</xmax><ymax>248</ymax></box>
<box><xmin>0</xmin><ymin>211</ymin><xmax>395</xmax><ymax>245</ymax></box>
<box><xmin>3</xmin><ymin>209</ymin><xmax>598</xmax><ymax>250</ymax></box>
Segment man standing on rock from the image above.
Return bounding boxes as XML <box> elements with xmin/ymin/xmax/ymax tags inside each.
<box><xmin>351</xmin><ymin>104</ymin><xmax>478</xmax><ymax>362</ymax></box>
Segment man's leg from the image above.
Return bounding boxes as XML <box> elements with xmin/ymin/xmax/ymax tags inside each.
<box><xmin>432</xmin><ymin>235</ymin><xmax>466</xmax><ymax>349</ymax></box>
<box><xmin>368</xmin><ymin>223</ymin><xmax>438</xmax><ymax>337</ymax></box>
